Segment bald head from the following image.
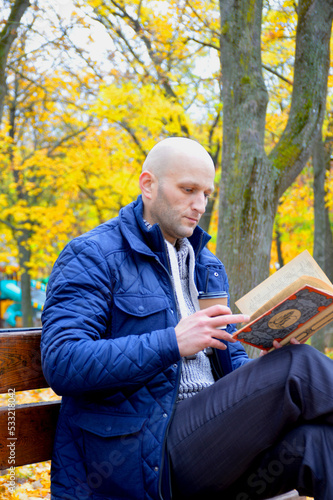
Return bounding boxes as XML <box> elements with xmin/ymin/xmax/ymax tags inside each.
<box><xmin>142</xmin><ymin>137</ymin><xmax>214</xmax><ymax>179</ymax></box>
<box><xmin>139</xmin><ymin>137</ymin><xmax>215</xmax><ymax>244</ymax></box>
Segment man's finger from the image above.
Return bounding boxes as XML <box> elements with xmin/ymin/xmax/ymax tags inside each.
<box><xmin>210</xmin><ymin>313</ymin><xmax>250</xmax><ymax>329</ymax></box>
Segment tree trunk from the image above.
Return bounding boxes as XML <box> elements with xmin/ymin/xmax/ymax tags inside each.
<box><xmin>217</xmin><ymin>0</ymin><xmax>333</xmax><ymax>311</ymax></box>
<box><xmin>17</xmin><ymin>234</ymin><xmax>33</xmax><ymax>327</ymax></box>
<box><xmin>217</xmin><ymin>0</ymin><xmax>271</xmax><ymax>308</ymax></box>
<box><xmin>312</xmin><ymin>130</ymin><xmax>333</xmax><ymax>350</ymax></box>
<box><xmin>0</xmin><ymin>0</ymin><xmax>30</xmax><ymax>125</ymax></box>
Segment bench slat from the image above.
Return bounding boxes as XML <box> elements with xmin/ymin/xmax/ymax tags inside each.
<box><xmin>0</xmin><ymin>329</ymin><xmax>48</xmax><ymax>394</ymax></box>
<box><xmin>0</xmin><ymin>400</ymin><xmax>61</xmax><ymax>469</ymax></box>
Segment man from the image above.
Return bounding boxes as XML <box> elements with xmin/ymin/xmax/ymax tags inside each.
<box><xmin>41</xmin><ymin>137</ymin><xmax>333</xmax><ymax>500</ymax></box>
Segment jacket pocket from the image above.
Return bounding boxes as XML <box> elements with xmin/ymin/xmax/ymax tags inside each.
<box><xmin>74</xmin><ymin>412</ymin><xmax>147</xmax><ymax>499</ymax></box>
<box><xmin>112</xmin><ymin>294</ymin><xmax>171</xmax><ymax>336</ymax></box>
<box><xmin>196</xmin><ymin>264</ymin><xmax>227</xmax><ymax>295</ymax></box>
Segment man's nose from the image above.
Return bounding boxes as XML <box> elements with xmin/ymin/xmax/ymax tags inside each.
<box><xmin>192</xmin><ymin>193</ymin><xmax>207</xmax><ymax>214</ymax></box>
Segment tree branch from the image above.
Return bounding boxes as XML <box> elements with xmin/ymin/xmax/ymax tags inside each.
<box><xmin>269</xmin><ymin>0</ymin><xmax>333</xmax><ymax>198</ymax></box>
<box><xmin>0</xmin><ymin>0</ymin><xmax>30</xmax><ymax>54</ymax></box>
<box><xmin>185</xmin><ymin>37</ymin><xmax>219</xmax><ymax>51</ymax></box>
<box><xmin>116</xmin><ymin>120</ymin><xmax>148</xmax><ymax>157</ymax></box>
<box><xmin>262</xmin><ymin>64</ymin><xmax>293</xmax><ymax>86</ymax></box>
<box><xmin>0</xmin><ymin>219</ymin><xmax>18</xmax><ymax>232</ymax></box>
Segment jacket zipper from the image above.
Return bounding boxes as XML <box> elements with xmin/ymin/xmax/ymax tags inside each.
<box><xmin>158</xmin><ymin>363</ymin><xmax>182</xmax><ymax>500</ymax></box>
<box><xmin>153</xmin><ymin>246</ymin><xmax>183</xmax><ymax>500</ymax></box>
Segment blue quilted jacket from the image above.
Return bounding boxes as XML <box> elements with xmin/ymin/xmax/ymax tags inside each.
<box><xmin>41</xmin><ymin>196</ymin><xmax>250</xmax><ymax>500</ymax></box>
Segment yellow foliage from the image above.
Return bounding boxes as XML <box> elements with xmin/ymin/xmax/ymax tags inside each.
<box><xmin>95</xmin><ymin>81</ymin><xmax>191</xmax><ymax>140</ymax></box>
<box><xmin>326</xmin><ymin>168</ymin><xmax>333</xmax><ymax>211</ymax></box>
<box><xmin>272</xmin><ymin>167</ymin><xmax>315</xmax><ymax>268</ymax></box>
<box><xmin>0</xmin><ymin>0</ymin><xmax>328</xmax><ymax>299</ymax></box>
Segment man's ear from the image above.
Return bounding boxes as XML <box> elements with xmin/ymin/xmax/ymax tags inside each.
<box><xmin>139</xmin><ymin>171</ymin><xmax>156</xmax><ymax>199</ymax></box>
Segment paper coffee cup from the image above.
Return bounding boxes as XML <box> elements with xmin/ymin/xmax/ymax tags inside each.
<box><xmin>198</xmin><ymin>291</ymin><xmax>229</xmax><ymax>329</ymax></box>
<box><xmin>198</xmin><ymin>291</ymin><xmax>228</xmax><ymax>309</ymax></box>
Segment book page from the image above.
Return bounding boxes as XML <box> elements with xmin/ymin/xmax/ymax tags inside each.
<box><xmin>235</xmin><ymin>250</ymin><xmax>333</xmax><ymax>316</ymax></box>
<box><xmin>248</xmin><ymin>276</ymin><xmax>333</xmax><ymax>321</ymax></box>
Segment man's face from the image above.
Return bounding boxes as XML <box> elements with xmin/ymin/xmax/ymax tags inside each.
<box><xmin>145</xmin><ymin>154</ymin><xmax>215</xmax><ymax>244</ymax></box>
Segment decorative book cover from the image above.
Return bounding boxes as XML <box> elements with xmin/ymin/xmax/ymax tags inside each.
<box><xmin>233</xmin><ymin>285</ymin><xmax>333</xmax><ymax>351</ymax></box>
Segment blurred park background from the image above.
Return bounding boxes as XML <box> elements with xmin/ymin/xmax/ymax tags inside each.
<box><xmin>1</xmin><ymin>0</ymin><xmax>332</xmax><ymax>497</ymax></box>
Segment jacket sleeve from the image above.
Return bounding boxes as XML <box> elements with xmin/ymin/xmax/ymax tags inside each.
<box><xmin>41</xmin><ymin>238</ymin><xmax>180</xmax><ymax>397</ymax></box>
<box><xmin>228</xmin><ymin>339</ymin><xmax>253</xmax><ymax>369</ymax></box>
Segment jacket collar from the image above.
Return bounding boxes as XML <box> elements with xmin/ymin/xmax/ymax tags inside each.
<box><xmin>119</xmin><ymin>196</ymin><xmax>211</xmax><ymax>258</ymax></box>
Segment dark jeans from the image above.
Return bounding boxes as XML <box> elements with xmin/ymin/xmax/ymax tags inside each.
<box><xmin>167</xmin><ymin>344</ymin><xmax>333</xmax><ymax>499</ymax></box>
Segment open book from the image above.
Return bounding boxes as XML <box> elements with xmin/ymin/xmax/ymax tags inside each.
<box><xmin>232</xmin><ymin>250</ymin><xmax>333</xmax><ymax>351</ymax></box>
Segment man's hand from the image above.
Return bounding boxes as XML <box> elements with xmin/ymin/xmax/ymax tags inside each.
<box><xmin>259</xmin><ymin>337</ymin><xmax>301</xmax><ymax>356</ymax></box>
<box><xmin>175</xmin><ymin>304</ymin><xmax>250</xmax><ymax>358</ymax></box>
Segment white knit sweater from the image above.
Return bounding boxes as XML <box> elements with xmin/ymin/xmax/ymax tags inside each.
<box><xmin>165</xmin><ymin>239</ymin><xmax>215</xmax><ymax>402</ymax></box>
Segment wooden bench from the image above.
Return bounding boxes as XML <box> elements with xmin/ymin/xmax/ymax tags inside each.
<box><xmin>0</xmin><ymin>327</ymin><xmax>60</xmax><ymax>470</ymax></box>
<box><xmin>0</xmin><ymin>327</ymin><xmax>305</xmax><ymax>499</ymax></box>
